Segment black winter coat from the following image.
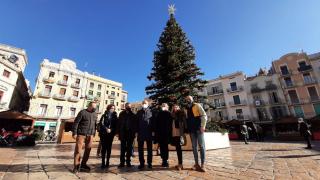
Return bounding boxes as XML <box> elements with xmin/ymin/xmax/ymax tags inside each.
<box><xmin>117</xmin><ymin>109</ymin><xmax>137</xmax><ymax>140</ymax></box>
<box><xmin>99</xmin><ymin>111</ymin><xmax>118</xmax><ymax>136</ymax></box>
<box><xmin>155</xmin><ymin>110</ymin><xmax>173</xmax><ymax>143</ymax></box>
<box><xmin>72</xmin><ymin>109</ymin><xmax>98</xmax><ymax>136</ymax></box>
<box><xmin>136</xmin><ymin>108</ymin><xmax>154</xmax><ymax>141</ymax></box>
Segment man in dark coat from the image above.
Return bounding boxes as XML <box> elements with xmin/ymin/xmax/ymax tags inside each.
<box><xmin>298</xmin><ymin>118</ymin><xmax>312</xmax><ymax>149</ymax></box>
<box><xmin>72</xmin><ymin>101</ymin><xmax>98</xmax><ymax>173</ymax></box>
<box><xmin>155</xmin><ymin>103</ymin><xmax>173</xmax><ymax>167</ymax></box>
<box><xmin>117</xmin><ymin>103</ymin><xmax>137</xmax><ymax>168</ymax></box>
<box><xmin>136</xmin><ymin>100</ymin><xmax>155</xmax><ymax>170</ymax></box>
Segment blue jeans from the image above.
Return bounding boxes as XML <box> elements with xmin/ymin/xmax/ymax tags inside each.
<box><xmin>190</xmin><ymin>131</ymin><xmax>206</xmax><ymax>165</ymax></box>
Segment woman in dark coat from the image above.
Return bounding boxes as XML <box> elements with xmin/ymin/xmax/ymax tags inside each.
<box><xmin>155</xmin><ymin>103</ymin><xmax>172</xmax><ymax>167</ymax></box>
<box><xmin>99</xmin><ymin>104</ymin><xmax>118</xmax><ymax>168</ymax></box>
<box><xmin>171</xmin><ymin>104</ymin><xmax>187</xmax><ymax>171</ymax></box>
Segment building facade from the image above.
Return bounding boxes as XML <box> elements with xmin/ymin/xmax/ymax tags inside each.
<box><xmin>245</xmin><ymin>69</ymin><xmax>289</xmax><ymax>122</ymax></box>
<box><xmin>272</xmin><ymin>52</ymin><xmax>320</xmax><ymax>119</ymax></box>
<box><xmin>28</xmin><ymin>58</ymin><xmax>127</xmax><ymax>134</ymax></box>
<box><xmin>0</xmin><ymin>44</ymin><xmax>30</xmax><ymax>112</ymax></box>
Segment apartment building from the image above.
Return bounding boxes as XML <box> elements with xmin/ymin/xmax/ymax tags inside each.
<box><xmin>245</xmin><ymin>69</ymin><xmax>289</xmax><ymax>122</ymax></box>
<box><xmin>28</xmin><ymin>58</ymin><xmax>127</xmax><ymax>134</ymax></box>
<box><xmin>0</xmin><ymin>44</ymin><xmax>31</xmax><ymax>112</ymax></box>
<box><xmin>272</xmin><ymin>52</ymin><xmax>320</xmax><ymax>119</ymax></box>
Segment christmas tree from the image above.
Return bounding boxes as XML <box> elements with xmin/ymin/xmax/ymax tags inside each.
<box><xmin>146</xmin><ymin>5</ymin><xmax>207</xmax><ymax>106</ymax></box>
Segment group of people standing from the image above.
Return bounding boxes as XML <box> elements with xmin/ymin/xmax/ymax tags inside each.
<box><xmin>71</xmin><ymin>95</ymin><xmax>208</xmax><ymax>174</ymax></box>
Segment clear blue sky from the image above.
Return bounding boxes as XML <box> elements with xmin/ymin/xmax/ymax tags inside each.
<box><xmin>1</xmin><ymin>0</ymin><xmax>319</xmax><ymax>102</ymax></box>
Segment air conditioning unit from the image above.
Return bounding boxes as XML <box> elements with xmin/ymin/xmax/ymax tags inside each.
<box><xmin>255</xmin><ymin>100</ymin><xmax>261</xmax><ymax>106</ymax></box>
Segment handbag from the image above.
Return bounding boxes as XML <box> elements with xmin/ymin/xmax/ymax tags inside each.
<box><xmin>180</xmin><ymin>135</ymin><xmax>187</xmax><ymax>146</ymax></box>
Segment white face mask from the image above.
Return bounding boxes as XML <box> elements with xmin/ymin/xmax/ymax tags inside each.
<box><xmin>142</xmin><ymin>104</ymin><xmax>148</xmax><ymax>109</ymax></box>
<box><xmin>161</xmin><ymin>107</ymin><xmax>167</xmax><ymax>111</ymax></box>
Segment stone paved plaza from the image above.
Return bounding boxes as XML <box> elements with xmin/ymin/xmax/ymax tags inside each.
<box><xmin>0</xmin><ymin>140</ymin><xmax>319</xmax><ymax>180</ymax></box>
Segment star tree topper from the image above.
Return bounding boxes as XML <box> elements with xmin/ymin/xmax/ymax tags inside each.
<box><xmin>168</xmin><ymin>4</ymin><xmax>176</xmax><ymax>15</ymax></box>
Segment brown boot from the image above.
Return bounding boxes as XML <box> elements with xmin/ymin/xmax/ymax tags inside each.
<box><xmin>192</xmin><ymin>164</ymin><xmax>201</xmax><ymax>171</ymax></box>
<box><xmin>199</xmin><ymin>164</ymin><xmax>206</xmax><ymax>172</ymax></box>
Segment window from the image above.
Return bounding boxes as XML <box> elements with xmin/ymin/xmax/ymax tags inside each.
<box><xmin>110</xmin><ymin>100</ymin><xmax>115</xmax><ymax>105</ymax></box>
<box><xmin>284</xmin><ymin>77</ymin><xmax>293</xmax><ymax>86</ymax></box>
<box><xmin>280</xmin><ymin>65</ymin><xmax>289</xmax><ymax>75</ymax></box>
<box><xmin>269</xmin><ymin>92</ymin><xmax>279</xmax><ymax>103</ymax></box>
<box><xmin>233</xmin><ymin>95</ymin><xmax>241</xmax><ymax>105</ymax></box>
<box><xmin>97</xmin><ymin>92</ymin><xmax>101</xmax><ymax>97</ymax></box>
<box><xmin>236</xmin><ymin>109</ymin><xmax>243</xmax><ymax>119</ymax></box>
<box><xmin>298</xmin><ymin>61</ymin><xmax>307</xmax><ymax>68</ymax></box>
<box><xmin>307</xmin><ymin>86</ymin><xmax>318</xmax><ymax>100</ymax></box>
<box><xmin>73</xmin><ymin>90</ymin><xmax>79</xmax><ymax>97</ymax></box>
<box><xmin>112</xmin><ymin>87</ymin><xmax>115</xmax><ymax>89</ymax></box>
<box><xmin>106</xmin><ymin>90</ymin><xmax>109</xmax><ymax>94</ymax></box>
<box><xmin>44</xmin><ymin>85</ymin><xmax>52</xmax><ymax>95</ymax></box>
<box><xmin>0</xmin><ymin>91</ymin><xmax>3</xmax><ymax>102</ymax></box>
<box><xmin>63</xmin><ymin>75</ymin><xmax>68</xmax><ymax>81</ymax></box>
<box><xmin>49</xmin><ymin>72</ymin><xmax>55</xmax><ymax>78</ymax></box>
<box><xmin>3</xmin><ymin>70</ymin><xmax>10</xmax><ymax>78</ymax></box>
<box><xmin>294</xmin><ymin>106</ymin><xmax>304</xmax><ymax>118</ymax></box>
<box><xmin>230</xmin><ymin>82</ymin><xmax>237</xmax><ymax>91</ymax></box>
<box><xmin>39</xmin><ymin>104</ymin><xmax>48</xmax><ymax>116</ymax></box>
<box><xmin>116</xmin><ymin>102</ymin><xmax>119</xmax><ymax>106</ymax></box>
<box><xmin>288</xmin><ymin>90</ymin><xmax>299</xmax><ymax>104</ymax></box>
<box><xmin>70</xmin><ymin>108</ymin><xmax>76</xmax><ymax>117</ymax></box>
<box><xmin>75</xmin><ymin>78</ymin><xmax>80</xmax><ymax>84</ymax></box>
<box><xmin>98</xmin><ymin>84</ymin><xmax>102</xmax><ymax>90</ymax></box>
<box><xmin>56</xmin><ymin>106</ymin><xmax>63</xmax><ymax>117</ymax></box>
<box><xmin>90</xmin><ymin>82</ymin><xmax>94</xmax><ymax>88</ymax></box>
<box><xmin>303</xmin><ymin>73</ymin><xmax>313</xmax><ymax>83</ymax></box>
<box><xmin>111</xmin><ymin>91</ymin><xmax>115</xmax><ymax>96</ymax></box>
<box><xmin>59</xmin><ymin>88</ymin><xmax>66</xmax><ymax>95</ymax></box>
<box><xmin>88</xmin><ymin>90</ymin><xmax>93</xmax><ymax>95</ymax></box>
<box><xmin>105</xmin><ymin>100</ymin><xmax>108</xmax><ymax>104</ymax></box>
<box><xmin>117</xmin><ymin>93</ymin><xmax>119</xmax><ymax>97</ymax></box>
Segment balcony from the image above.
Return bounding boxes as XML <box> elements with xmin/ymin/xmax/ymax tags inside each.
<box><xmin>309</xmin><ymin>96</ymin><xmax>320</xmax><ymax>103</ymax></box>
<box><xmin>229</xmin><ymin>100</ymin><xmax>247</xmax><ymax>107</ymax></box>
<box><xmin>288</xmin><ymin>98</ymin><xmax>309</xmax><ymax>105</ymax></box>
<box><xmin>231</xmin><ymin>115</ymin><xmax>250</xmax><ymax>120</ymax></box>
<box><xmin>68</xmin><ymin>96</ymin><xmax>80</xmax><ymax>102</ymax></box>
<box><xmin>53</xmin><ymin>94</ymin><xmax>66</xmax><ymax>101</ymax></box>
<box><xmin>208</xmin><ymin>89</ymin><xmax>224</xmax><ymax>96</ymax></box>
<box><xmin>214</xmin><ymin>102</ymin><xmax>226</xmax><ymax>109</ymax></box>
<box><xmin>251</xmin><ymin>87</ymin><xmax>263</xmax><ymax>94</ymax></box>
<box><xmin>269</xmin><ymin>99</ymin><xmax>284</xmax><ymax>105</ymax></box>
<box><xmin>298</xmin><ymin>65</ymin><xmax>312</xmax><ymax>72</ymax></box>
<box><xmin>57</xmin><ymin>80</ymin><xmax>68</xmax><ymax>86</ymax></box>
<box><xmin>304</xmin><ymin>78</ymin><xmax>317</xmax><ymax>85</ymax></box>
<box><xmin>71</xmin><ymin>83</ymin><xmax>81</xmax><ymax>89</ymax></box>
<box><xmin>265</xmin><ymin>84</ymin><xmax>278</xmax><ymax>91</ymax></box>
<box><xmin>108</xmin><ymin>94</ymin><xmax>116</xmax><ymax>99</ymax></box>
<box><xmin>283</xmin><ymin>81</ymin><xmax>297</xmax><ymax>89</ymax></box>
<box><xmin>280</xmin><ymin>70</ymin><xmax>292</xmax><ymax>77</ymax></box>
<box><xmin>42</xmin><ymin>77</ymin><xmax>55</xmax><ymax>84</ymax></box>
<box><xmin>38</xmin><ymin>91</ymin><xmax>51</xmax><ymax>98</ymax></box>
<box><xmin>226</xmin><ymin>86</ymin><xmax>244</xmax><ymax>93</ymax></box>
<box><xmin>86</xmin><ymin>94</ymin><xmax>94</xmax><ymax>100</ymax></box>
<box><xmin>121</xmin><ymin>98</ymin><xmax>127</xmax><ymax>102</ymax></box>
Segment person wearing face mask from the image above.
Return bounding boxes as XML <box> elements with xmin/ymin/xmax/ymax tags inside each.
<box><xmin>72</xmin><ymin>101</ymin><xmax>98</xmax><ymax>173</ymax></box>
<box><xmin>185</xmin><ymin>95</ymin><xmax>208</xmax><ymax>172</ymax></box>
<box><xmin>99</xmin><ymin>104</ymin><xmax>118</xmax><ymax>169</ymax></box>
<box><xmin>117</xmin><ymin>103</ymin><xmax>137</xmax><ymax>168</ymax></box>
<box><xmin>155</xmin><ymin>103</ymin><xmax>173</xmax><ymax>167</ymax></box>
<box><xmin>136</xmin><ymin>100</ymin><xmax>155</xmax><ymax>170</ymax></box>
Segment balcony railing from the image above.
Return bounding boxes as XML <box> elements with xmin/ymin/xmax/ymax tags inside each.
<box><xmin>214</xmin><ymin>102</ymin><xmax>226</xmax><ymax>108</ymax></box>
<box><xmin>310</xmin><ymin>96</ymin><xmax>320</xmax><ymax>102</ymax></box>
<box><xmin>86</xmin><ymin>94</ymin><xmax>94</xmax><ymax>100</ymax></box>
<box><xmin>38</xmin><ymin>91</ymin><xmax>51</xmax><ymax>98</ymax></box>
<box><xmin>280</xmin><ymin>70</ymin><xmax>292</xmax><ymax>77</ymax></box>
<box><xmin>231</xmin><ymin>115</ymin><xmax>250</xmax><ymax>120</ymax></box>
<box><xmin>251</xmin><ymin>87</ymin><xmax>263</xmax><ymax>93</ymax></box>
<box><xmin>229</xmin><ymin>100</ymin><xmax>247</xmax><ymax>106</ymax></box>
<box><xmin>298</xmin><ymin>65</ymin><xmax>312</xmax><ymax>72</ymax></box>
<box><xmin>57</xmin><ymin>80</ymin><xmax>68</xmax><ymax>86</ymax></box>
<box><xmin>265</xmin><ymin>84</ymin><xmax>278</xmax><ymax>91</ymax></box>
<box><xmin>68</xmin><ymin>96</ymin><xmax>80</xmax><ymax>102</ymax></box>
<box><xmin>108</xmin><ymin>94</ymin><xmax>116</xmax><ymax>99</ymax></box>
<box><xmin>71</xmin><ymin>83</ymin><xmax>81</xmax><ymax>89</ymax></box>
<box><xmin>53</xmin><ymin>94</ymin><xmax>66</xmax><ymax>101</ymax></box>
<box><xmin>226</xmin><ymin>86</ymin><xmax>244</xmax><ymax>93</ymax></box>
<box><xmin>304</xmin><ymin>78</ymin><xmax>317</xmax><ymax>85</ymax></box>
<box><xmin>288</xmin><ymin>98</ymin><xmax>309</xmax><ymax>105</ymax></box>
<box><xmin>283</xmin><ymin>81</ymin><xmax>297</xmax><ymax>88</ymax></box>
<box><xmin>269</xmin><ymin>99</ymin><xmax>284</xmax><ymax>105</ymax></box>
<box><xmin>208</xmin><ymin>89</ymin><xmax>224</xmax><ymax>96</ymax></box>
<box><xmin>43</xmin><ymin>77</ymin><xmax>55</xmax><ymax>83</ymax></box>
